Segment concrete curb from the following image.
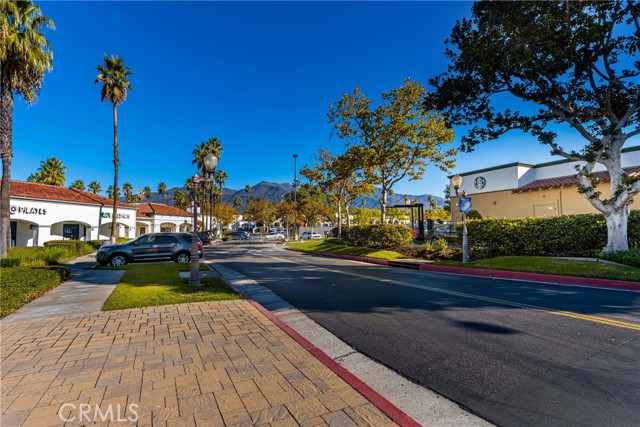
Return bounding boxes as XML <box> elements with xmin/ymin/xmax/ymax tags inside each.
<box><xmin>289</xmin><ymin>249</ymin><xmax>640</xmax><ymax>291</ymax></box>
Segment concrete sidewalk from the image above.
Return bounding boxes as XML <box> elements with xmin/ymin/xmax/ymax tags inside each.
<box><xmin>0</xmin><ymin>300</ymin><xmax>397</xmax><ymax>427</ymax></box>
<box><xmin>3</xmin><ymin>254</ymin><xmax>124</xmax><ymax>322</ymax></box>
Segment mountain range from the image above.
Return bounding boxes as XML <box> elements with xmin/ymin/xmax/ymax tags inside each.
<box><xmin>146</xmin><ymin>181</ymin><xmax>445</xmax><ymax>210</ymax></box>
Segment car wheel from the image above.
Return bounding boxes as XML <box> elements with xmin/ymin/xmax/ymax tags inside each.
<box><xmin>175</xmin><ymin>252</ymin><xmax>191</xmax><ymax>263</ymax></box>
<box><xmin>109</xmin><ymin>254</ymin><xmax>128</xmax><ymax>266</ymax></box>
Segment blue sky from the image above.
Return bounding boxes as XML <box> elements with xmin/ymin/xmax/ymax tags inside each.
<box><xmin>13</xmin><ymin>1</ymin><xmax>638</xmax><ymax>198</ymax></box>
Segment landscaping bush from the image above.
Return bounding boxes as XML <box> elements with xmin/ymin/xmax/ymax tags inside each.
<box><xmin>600</xmin><ymin>249</ymin><xmax>640</xmax><ymax>268</ymax></box>
<box><xmin>222</xmin><ymin>236</ymin><xmax>231</xmax><ymax>242</ymax></box>
<box><xmin>87</xmin><ymin>240</ymin><xmax>104</xmax><ymax>250</ymax></box>
<box><xmin>0</xmin><ymin>267</ymin><xmax>66</xmax><ymax>318</ymax></box>
<box><xmin>345</xmin><ymin>224</ymin><xmax>413</xmax><ymax>249</ymax></box>
<box><xmin>0</xmin><ymin>258</ymin><xmax>20</xmax><ymax>267</ymax></box>
<box><xmin>115</xmin><ymin>238</ymin><xmax>132</xmax><ymax>244</ymax></box>
<box><xmin>8</xmin><ymin>242</ymin><xmax>94</xmax><ymax>267</ymax></box>
<box><xmin>461</xmin><ymin>211</ymin><xmax>639</xmax><ymax>258</ymax></box>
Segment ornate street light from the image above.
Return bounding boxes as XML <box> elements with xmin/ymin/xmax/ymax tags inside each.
<box><xmin>451</xmin><ymin>174</ymin><xmax>470</xmax><ymax>263</ymax></box>
<box><xmin>190</xmin><ymin>153</ymin><xmax>218</xmax><ymax>285</ymax></box>
<box><xmin>293</xmin><ymin>153</ymin><xmax>298</xmax><ymax>240</ymax></box>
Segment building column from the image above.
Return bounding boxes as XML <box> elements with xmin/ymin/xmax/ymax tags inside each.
<box><xmin>37</xmin><ymin>225</ymin><xmax>52</xmax><ymax>247</ymax></box>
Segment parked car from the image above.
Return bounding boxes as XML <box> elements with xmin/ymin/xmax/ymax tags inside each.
<box><xmin>300</xmin><ymin>231</ymin><xmax>323</xmax><ymax>240</ymax></box>
<box><xmin>224</xmin><ymin>231</ymin><xmax>249</xmax><ymax>241</ymax></box>
<box><xmin>96</xmin><ymin>233</ymin><xmax>203</xmax><ymax>266</ymax></box>
<box><xmin>430</xmin><ymin>224</ymin><xmax>457</xmax><ymax>239</ymax></box>
<box><xmin>263</xmin><ymin>231</ymin><xmax>286</xmax><ymax>241</ymax></box>
<box><xmin>198</xmin><ymin>231</ymin><xmax>211</xmax><ymax>245</ymax></box>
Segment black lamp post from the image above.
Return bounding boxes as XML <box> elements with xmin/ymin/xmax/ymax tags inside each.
<box><xmin>293</xmin><ymin>153</ymin><xmax>298</xmax><ymax>240</ymax></box>
<box><xmin>451</xmin><ymin>174</ymin><xmax>470</xmax><ymax>263</ymax></box>
<box><xmin>190</xmin><ymin>153</ymin><xmax>218</xmax><ymax>285</ymax></box>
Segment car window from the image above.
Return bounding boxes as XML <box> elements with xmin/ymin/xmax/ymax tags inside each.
<box><xmin>156</xmin><ymin>235</ymin><xmax>177</xmax><ymax>244</ymax></box>
<box><xmin>138</xmin><ymin>235</ymin><xmax>156</xmax><ymax>245</ymax></box>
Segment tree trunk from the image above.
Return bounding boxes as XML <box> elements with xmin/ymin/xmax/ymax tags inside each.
<box><xmin>380</xmin><ymin>189</ymin><xmax>388</xmax><ymax>223</ymax></box>
<box><xmin>110</xmin><ymin>104</ymin><xmax>119</xmax><ymax>244</ymax></box>
<box><xmin>0</xmin><ymin>76</ymin><xmax>14</xmax><ymax>257</ymax></box>
<box><xmin>345</xmin><ymin>202</ymin><xmax>352</xmax><ymax>227</ymax></box>
<box><xmin>604</xmin><ymin>208</ymin><xmax>629</xmax><ymax>252</ymax></box>
<box><xmin>337</xmin><ymin>201</ymin><xmax>342</xmax><ymax>237</ymax></box>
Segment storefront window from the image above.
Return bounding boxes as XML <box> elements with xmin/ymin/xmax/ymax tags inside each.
<box><xmin>63</xmin><ymin>224</ymin><xmax>79</xmax><ymax>240</ymax></box>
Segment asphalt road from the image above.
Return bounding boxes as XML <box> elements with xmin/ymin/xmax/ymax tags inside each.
<box><xmin>208</xmin><ymin>243</ymin><xmax>640</xmax><ymax>427</ymax></box>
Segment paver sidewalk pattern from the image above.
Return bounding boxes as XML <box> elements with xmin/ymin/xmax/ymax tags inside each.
<box><xmin>0</xmin><ymin>300</ymin><xmax>397</xmax><ymax>427</ymax></box>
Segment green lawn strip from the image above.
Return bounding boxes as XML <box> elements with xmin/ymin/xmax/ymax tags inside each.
<box><xmin>102</xmin><ymin>263</ymin><xmax>240</xmax><ymax>311</ymax></box>
<box><xmin>435</xmin><ymin>256</ymin><xmax>640</xmax><ymax>282</ymax></box>
<box><xmin>0</xmin><ymin>267</ymin><xmax>69</xmax><ymax>318</ymax></box>
<box><xmin>288</xmin><ymin>239</ymin><xmax>404</xmax><ymax>260</ymax></box>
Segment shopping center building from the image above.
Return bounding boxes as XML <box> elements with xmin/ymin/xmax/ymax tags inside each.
<box><xmin>5</xmin><ymin>180</ymin><xmax>194</xmax><ymax>247</ymax></box>
<box><xmin>450</xmin><ymin>146</ymin><xmax>640</xmax><ymax>222</ymax></box>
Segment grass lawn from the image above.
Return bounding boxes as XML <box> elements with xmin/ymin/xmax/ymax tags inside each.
<box><xmin>288</xmin><ymin>239</ymin><xmax>405</xmax><ymax>260</ymax></box>
<box><xmin>436</xmin><ymin>256</ymin><xmax>640</xmax><ymax>282</ymax></box>
<box><xmin>102</xmin><ymin>263</ymin><xmax>240</xmax><ymax>311</ymax></box>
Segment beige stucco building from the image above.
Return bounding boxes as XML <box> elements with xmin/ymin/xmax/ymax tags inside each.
<box><xmin>450</xmin><ymin>146</ymin><xmax>640</xmax><ymax>222</ymax></box>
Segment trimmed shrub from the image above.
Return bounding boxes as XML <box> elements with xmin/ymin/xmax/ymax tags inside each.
<box><xmin>600</xmin><ymin>249</ymin><xmax>640</xmax><ymax>268</ymax></box>
<box><xmin>0</xmin><ymin>258</ymin><xmax>20</xmax><ymax>267</ymax></box>
<box><xmin>461</xmin><ymin>211</ymin><xmax>639</xmax><ymax>258</ymax></box>
<box><xmin>222</xmin><ymin>236</ymin><xmax>231</xmax><ymax>242</ymax></box>
<box><xmin>345</xmin><ymin>224</ymin><xmax>413</xmax><ymax>250</ymax></box>
<box><xmin>87</xmin><ymin>240</ymin><xmax>104</xmax><ymax>250</ymax></box>
<box><xmin>8</xmin><ymin>242</ymin><xmax>94</xmax><ymax>267</ymax></box>
<box><xmin>0</xmin><ymin>267</ymin><xmax>64</xmax><ymax>318</ymax></box>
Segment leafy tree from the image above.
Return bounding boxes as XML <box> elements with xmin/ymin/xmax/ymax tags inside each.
<box><xmin>425</xmin><ymin>207</ymin><xmax>450</xmax><ymax>224</ymax></box>
<box><xmin>0</xmin><ymin>0</ymin><xmax>54</xmax><ymax>257</ymax></box>
<box><xmin>276</xmin><ymin>201</ymin><xmax>296</xmax><ymax>230</ymax></box>
<box><xmin>299</xmin><ymin>196</ymin><xmax>332</xmax><ymax>227</ymax></box>
<box><xmin>70</xmin><ymin>179</ymin><xmax>85</xmax><ymax>191</ymax></box>
<box><xmin>427</xmin><ymin>1</ymin><xmax>640</xmax><ymax>251</ymax></box>
<box><xmin>427</xmin><ymin>195</ymin><xmax>438</xmax><ymax>210</ymax></box>
<box><xmin>244</xmin><ymin>184</ymin><xmax>251</xmax><ymax>195</ymax></box>
<box><xmin>107</xmin><ymin>185</ymin><xmax>120</xmax><ymax>200</ymax></box>
<box><xmin>27</xmin><ymin>157</ymin><xmax>66</xmax><ymax>185</ymax></box>
<box><xmin>353</xmin><ymin>208</ymin><xmax>380</xmax><ymax>226</ymax></box>
<box><xmin>244</xmin><ymin>198</ymin><xmax>276</xmax><ymax>229</ymax></box>
<box><xmin>96</xmin><ymin>54</ymin><xmax>133</xmax><ymax>243</ymax></box>
<box><xmin>329</xmin><ymin>78</ymin><xmax>456</xmax><ymax>223</ymax></box>
<box><xmin>301</xmin><ymin>148</ymin><xmax>373</xmax><ymax>236</ymax></box>
<box><xmin>173</xmin><ymin>189</ymin><xmax>189</xmax><ymax>211</ymax></box>
<box><xmin>233</xmin><ymin>195</ymin><xmax>242</xmax><ymax>209</ymax></box>
<box><xmin>157</xmin><ymin>182</ymin><xmax>167</xmax><ymax>204</ymax></box>
<box><xmin>213</xmin><ymin>203</ymin><xmax>238</xmax><ymax>228</ymax></box>
<box><xmin>88</xmin><ymin>180</ymin><xmax>102</xmax><ymax>194</ymax></box>
<box><xmin>442</xmin><ymin>185</ymin><xmax>451</xmax><ymax>213</ymax></box>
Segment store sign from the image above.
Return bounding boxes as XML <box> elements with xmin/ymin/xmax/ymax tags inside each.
<box><xmin>9</xmin><ymin>205</ymin><xmax>47</xmax><ymax>215</ymax></box>
<box><xmin>459</xmin><ymin>197</ymin><xmax>472</xmax><ymax>213</ymax></box>
<box><xmin>101</xmin><ymin>212</ymin><xmax>131</xmax><ymax>220</ymax></box>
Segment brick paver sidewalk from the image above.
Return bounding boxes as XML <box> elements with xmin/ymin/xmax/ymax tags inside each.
<box><xmin>1</xmin><ymin>300</ymin><xmax>396</xmax><ymax>427</ymax></box>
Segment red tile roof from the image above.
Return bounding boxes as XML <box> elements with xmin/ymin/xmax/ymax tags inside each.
<box><xmin>3</xmin><ymin>180</ymin><xmax>137</xmax><ymax>208</ymax></box>
<box><xmin>135</xmin><ymin>202</ymin><xmax>191</xmax><ymax>218</ymax></box>
<box><xmin>512</xmin><ymin>166</ymin><xmax>640</xmax><ymax>193</ymax></box>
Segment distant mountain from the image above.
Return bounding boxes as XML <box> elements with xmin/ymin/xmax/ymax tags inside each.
<box><xmin>145</xmin><ymin>181</ymin><xmax>443</xmax><ymax>210</ymax></box>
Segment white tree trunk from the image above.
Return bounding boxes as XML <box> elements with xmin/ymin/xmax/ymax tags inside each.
<box><xmin>380</xmin><ymin>190</ymin><xmax>387</xmax><ymax>223</ymax></box>
<box><xmin>604</xmin><ymin>208</ymin><xmax>629</xmax><ymax>252</ymax></box>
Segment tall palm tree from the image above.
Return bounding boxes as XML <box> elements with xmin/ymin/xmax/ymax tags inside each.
<box><xmin>192</xmin><ymin>137</ymin><xmax>223</xmax><ymax>230</ymax></box>
<box><xmin>27</xmin><ymin>157</ymin><xmax>66</xmax><ymax>185</ymax></box>
<box><xmin>142</xmin><ymin>186</ymin><xmax>152</xmax><ymax>200</ymax></box>
<box><xmin>95</xmin><ymin>54</ymin><xmax>133</xmax><ymax>243</ymax></box>
<box><xmin>173</xmin><ymin>189</ymin><xmax>189</xmax><ymax>211</ymax></box>
<box><xmin>121</xmin><ymin>182</ymin><xmax>134</xmax><ymax>203</ymax></box>
<box><xmin>233</xmin><ymin>195</ymin><xmax>242</xmax><ymax>209</ymax></box>
<box><xmin>158</xmin><ymin>182</ymin><xmax>167</xmax><ymax>204</ymax></box>
<box><xmin>88</xmin><ymin>180</ymin><xmax>102</xmax><ymax>194</ymax></box>
<box><xmin>0</xmin><ymin>0</ymin><xmax>54</xmax><ymax>257</ymax></box>
<box><xmin>107</xmin><ymin>185</ymin><xmax>120</xmax><ymax>200</ymax></box>
<box><xmin>69</xmin><ymin>179</ymin><xmax>85</xmax><ymax>191</ymax></box>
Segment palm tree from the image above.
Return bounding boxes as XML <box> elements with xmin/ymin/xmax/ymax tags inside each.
<box><xmin>27</xmin><ymin>157</ymin><xmax>66</xmax><ymax>185</ymax></box>
<box><xmin>158</xmin><ymin>182</ymin><xmax>167</xmax><ymax>204</ymax></box>
<box><xmin>0</xmin><ymin>0</ymin><xmax>54</xmax><ymax>257</ymax></box>
<box><xmin>70</xmin><ymin>179</ymin><xmax>85</xmax><ymax>191</ymax></box>
<box><xmin>121</xmin><ymin>182</ymin><xmax>134</xmax><ymax>203</ymax></box>
<box><xmin>192</xmin><ymin>137</ymin><xmax>223</xmax><ymax>230</ymax></box>
<box><xmin>107</xmin><ymin>185</ymin><xmax>120</xmax><ymax>200</ymax></box>
<box><xmin>95</xmin><ymin>54</ymin><xmax>133</xmax><ymax>243</ymax></box>
<box><xmin>88</xmin><ymin>180</ymin><xmax>102</xmax><ymax>194</ymax></box>
<box><xmin>142</xmin><ymin>186</ymin><xmax>152</xmax><ymax>200</ymax></box>
<box><xmin>233</xmin><ymin>195</ymin><xmax>242</xmax><ymax>209</ymax></box>
<box><xmin>173</xmin><ymin>189</ymin><xmax>190</xmax><ymax>211</ymax></box>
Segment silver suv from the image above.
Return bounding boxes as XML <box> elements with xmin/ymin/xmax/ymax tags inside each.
<box><xmin>96</xmin><ymin>233</ymin><xmax>204</xmax><ymax>266</ymax></box>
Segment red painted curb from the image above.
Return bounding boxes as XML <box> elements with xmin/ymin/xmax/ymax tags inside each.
<box><xmin>291</xmin><ymin>249</ymin><xmax>640</xmax><ymax>291</ymax></box>
<box><xmin>248</xmin><ymin>300</ymin><xmax>421</xmax><ymax>427</ymax></box>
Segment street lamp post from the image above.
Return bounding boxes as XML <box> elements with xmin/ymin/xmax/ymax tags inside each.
<box><xmin>190</xmin><ymin>153</ymin><xmax>218</xmax><ymax>285</ymax></box>
<box><xmin>451</xmin><ymin>174</ymin><xmax>470</xmax><ymax>263</ymax></box>
<box><xmin>293</xmin><ymin>154</ymin><xmax>298</xmax><ymax>240</ymax></box>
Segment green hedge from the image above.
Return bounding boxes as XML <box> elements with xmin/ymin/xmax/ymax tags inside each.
<box><xmin>460</xmin><ymin>211</ymin><xmax>639</xmax><ymax>258</ymax></box>
<box><xmin>344</xmin><ymin>224</ymin><xmax>413</xmax><ymax>250</ymax></box>
<box><xmin>0</xmin><ymin>266</ymin><xmax>69</xmax><ymax>318</ymax></box>
<box><xmin>600</xmin><ymin>249</ymin><xmax>640</xmax><ymax>268</ymax></box>
<box><xmin>8</xmin><ymin>241</ymin><xmax>94</xmax><ymax>267</ymax></box>
<box><xmin>0</xmin><ymin>258</ymin><xmax>20</xmax><ymax>267</ymax></box>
